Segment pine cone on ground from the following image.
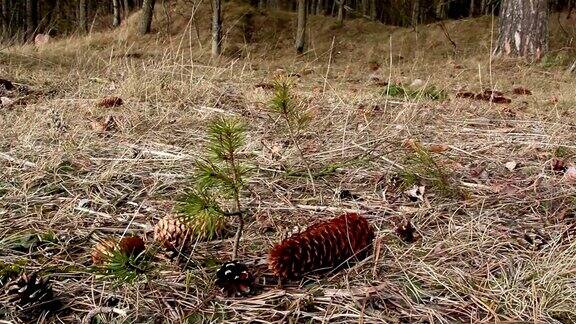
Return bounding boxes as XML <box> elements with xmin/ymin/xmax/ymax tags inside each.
<box><xmin>97</xmin><ymin>96</ymin><xmax>123</xmax><ymax>108</ymax></box>
<box><xmin>268</xmin><ymin>213</ymin><xmax>375</xmax><ymax>280</ymax></box>
<box><xmin>153</xmin><ymin>214</ymin><xmax>191</xmax><ymax>252</ymax></box>
<box><xmin>91</xmin><ymin>236</ymin><xmax>146</xmax><ymax>265</ymax></box>
<box><xmin>5</xmin><ymin>272</ymin><xmax>54</xmax><ymax>306</ymax></box>
<box><xmin>215</xmin><ymin>261</ymin><xmax>253</xmax><ymax>297</ymax></box>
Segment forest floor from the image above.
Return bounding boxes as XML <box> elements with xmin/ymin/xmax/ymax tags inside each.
<box><xmin>1</xmin><ymin>4</ymin><xmax>576</xmax><ymax>323</ymax></box>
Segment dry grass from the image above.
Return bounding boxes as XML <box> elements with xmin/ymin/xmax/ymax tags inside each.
<box><xmin>1</xmin><ymin>3</ymin><xmax>576</xmax><ymax>323</ymax></box>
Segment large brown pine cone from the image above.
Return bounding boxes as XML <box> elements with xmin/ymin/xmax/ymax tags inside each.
<box><xmin>153</xmin><ymin>214</ymin><xmax>191</xmax><ymax>251</ymax></box>
<box><xmin>268</xmin><ymin>213</ymin><xmax>375</xmax><ymax>279</ymax></box>
<box><xmin>5</xmin><ymin>272</ymin><xmax>54</xmax><ymax>306</ymax></box>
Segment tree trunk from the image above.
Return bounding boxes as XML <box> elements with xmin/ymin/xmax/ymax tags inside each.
<box><xmin>436</xmin><ymin>0</ymin><xmax>446</xmax><ymax>19</ymax></box>
<box><xmin>370</xmin><ymin>0</ymin><xmax>377</xmax><ymax>19</ymax></box>
<box><xmin>361</xmin><ymin>0</ymin><xmax>368</xmax><ymax>16</ymax></box>
<box><xmin>25</xmin><ymin>0</ymin><xmax>37</xmax><ymax>41</ymax></box>
<box><xmin>112</xmin><ymin>0</ymin><xmax>121</xmax><ymax>27</ymax></box>
<box><xmin>123</xmin><ymin>0</ymin><xmax>130</xmax><ymax>17</ymax></box>
<box><xmin>316</xmin><ymin>0</ymin><xmax>323</xmax><ymax>15</ymax></box>
<box><xmin>412</xmin><ymin>0</ymin><xmax>420</xmax><ymax>25</ymax></box>
<box><xmin>211</xmin><ymin>0</ymin><xmax>222</xmax><ymax>56</ymax></box>
<box><xmin>258</xmin><ymin>0</ymin><xmax>265</xmax><ymax>9</ymax></box>
<box><xmin>337</xmin><ymin>0</ymin><xmax>345</xmax><ymax>23</ymax></box>
<box><xmin>138</xmin><ymin>0</ymin><xmax>155</xmax><ymax>35</ymax></box>
<box><xmin>494</xmin><ymin>0</ymin><xmax>548</xmax><ymax>60</ymax></box>
<box><xmin>79</xmin><ymin>0</ymin><xmax>88</xmax><ymax>33</ymax></box>
<box><xmin>0</xmin><ymin>0</ymin><xmax>7</xmax><ymax>37</ymax></box>
<box><xmin>295</xmin><ymin>0</ymin><xmax>307</xmax><ymax>54</ymax></box>
<box><xmin>469</xmin><ymin>0</ymin><xmax>475</xmax><ymax>17</ymax></box>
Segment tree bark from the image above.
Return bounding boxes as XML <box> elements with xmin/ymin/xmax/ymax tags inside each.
<box><xmin>370</xmin><ymin>0</ymin><xmax>377</xmax><ymax>19</ymax></box>
<box><xmin>258</xmin><ymin>0</ymin><xmax>265</xmax><ymax>9</ymax></box>
<box><xmin>112</xmin><ymin>0</ymin><xmax>121</xmax><ymax>27</ymax></box>
<box><xmin>412</xmin><ymin>0</ymin><xmax>420</xmax><ymax>25</ymax></box>
<box><xmin>211</xmin><ymin>0</ymin><xmax>222</xmax><ymax>56</ymax></box>
<box><xmin>361</xmin><ymin>0</ymin><xmax>368</xmax><ymax>16</ymax></box>
<box><xmin>25</xmin><ymin>0</ymin><xmax>37</xmax><ymax>41</ymax></box>
<box><xmin>337</xmin><ymin>0</ymin><xmax>345</xmax><ymax>23</ymax></box>
<box><xmin>494</xmin><ymin>0</ymin><xmax>548</xmax><ymax>60</ymax></box>
<box><xmin>79</xmin><ymin>0</ymin><xmax>88</xmax><ymax>33</ymax></box>
<box><xmin>469</xmin><ymin>0</ymin><xmax>475</xmax><ymax>17</ymax></box>
<box><xmin>123</xmin><ymin>0</ymin><xmax>130</xmax><ymax>17</ymax></box>
<box><xmin>138</xmin><ymin>0</ymin><xmax>155</xmax><ymax>35</ymax></box>
<box><xmin>295</xmin><ymin>0</ymin><xmax>307</xmax><ymax>54</ymax></box>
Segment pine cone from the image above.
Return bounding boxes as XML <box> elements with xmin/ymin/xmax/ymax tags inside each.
<box><xmin>5</xmin><ymin>272</ymin><xmax>53</xmax><ymax>306</ymax></box>
<box><xmin>268</xmin><ymin>213</ymin><xmax>375</xmax><ymax>280</ymax></box>
<box><xmin>215</xmin><ymin>261</ymin><xmax>253</xmax><ymax>297</ymax></box>
<box><xmin>153</xmin><ymin>214</ymin><xmax>191</xmax><ymax>252</ymax></box>
<box><xmin>97</xmin><ymin>96</ymin><xmax>123</xmax><ymax>108</ymax></box>
<box><xmin>92</xmin><ymin>236</ymin><xmax>146</xmax><ymax>265</ymax></box>
<box><xmin>91</xmin><ymin>239</ymin><xmax>116</xmax><ymax>265</ymax></box>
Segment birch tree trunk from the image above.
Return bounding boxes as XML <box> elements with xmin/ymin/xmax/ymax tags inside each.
<box><xmin>494</xmin><ymin>0</ymin><xmax>548</xmax><ymax>60</ymax></box>
<box><xmin>295</xmin><ymin>0</ymin><xmax>307</xmax><ymax>54</ymax></box>
<box><xmin>211</xmin><ymin>0</ymin><xmax>222</xmax><ymax>56</ymax></box>
<box><xmin>469</xmin><ymin>0</ymin><xmax>475</xmax><ymax>17</ymax></box>
<box><xmin>337</xmin><ymin>0</ymin><xmax>345</xmax><ymax>23</ymax></box>
<box><xmin>112</xmin><ymin>0</ymin><xmax>121</xmax><ymax>27</ymax></box>
<box><xmin>138</xmin><ymin>0</ymin><xmax>155</xmax><ymax>35</ymax></box>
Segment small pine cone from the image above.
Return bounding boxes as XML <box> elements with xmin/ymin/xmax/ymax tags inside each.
<box><xmin>268</xmin><ymin>213</ymin><xmax>375</xmax><ymax>280</ymax></box>
<box><xmin>92</xmin><ymin>236</ymin><xmax>146</xmax><ymax>265</ymax></box>
<box><xmin>91</xmin><ymin>239</ymin><xmax>117</xmax><ymax>265</ymax></box>
<box><xmin>97</xmin><ymin>96</ymin><xmax>123</xmax><ymax>108</ymax></box>
<box><xmin>154</xmin><ymin>214</ymin><xmax>191</xmax><ymax>251</ymax></box>
<box><xmin>5</xmin><ymin>272</ymin><xmax>53</xmax><ymax>306</ymax></box>
<box><xmin>215</xmin><ymin>261</ymin><xmax>253</xmax><ymax>297</ymax></box>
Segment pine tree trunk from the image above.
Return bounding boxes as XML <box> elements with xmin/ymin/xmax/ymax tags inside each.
<box><xmin>370</xmin><ymin>0</ymin><xmax>377</xmax><ymax>19</ymax></box>
<box><xmin>361</xmin><ymin>0</ymin><xmax>368</xmax><ymax>16</ymax></box>
<box><xmin>412</xmin><ymin>0</ymin><xmax>420</xmax><ymax>25</ymax></box>
<box><xmin>469</xmin><ymin>0</ymin><xmax>475</xmax><ymax>17</ymax></box>
<box><xmin>79</xmin><ymin>0</ymin><xmax>88</xmax><ymax>33</ymax></box>
<box><xmin>138</xmin><ymin>0</ymin><xmax>155</xmax><ymax>35</ymax></box>
<box><xmin>123</xmin><ymin>0</ymin><xmax>130</xmax><ymax>17</ymax></box>
<box><xmin>0</xmin><ymin>0</ymin><xmax>7</xmax><ymax>37</ymax></box>
<box><xmin>25</xmin><ymin>0</ymin><xmax>37</xmax><ymax>41</ymax></box>
<box><xmin>316</xmin><ymin>0</ymin><xmax>323</xmax><ymax>15</ymax></box>
<box><xmin>112</xmin><ymin>0</ymin><xmax>121</xmax><ymax>27</ymax></box>
<box><xmin>436</xmin><ymin>0</ymin><xmax>446</xmax><ymax>19</ymax></box>
<box><xmin>295</xmin><ymin>0</ymin><xmax>307</xmax><ymax>54</ymax></box>
<box><xmin>495</xmin><ymin>0</ymin><xmax>548</xmax><ymax>59</ymax></box>
<box><xmin>337</xmin><ymin>0</ymin><xmax>345</xmax><ymax>23</ymax></box>
<box><xmin>211</xmin><ymin>0</ymin><xmax>222</xmax><ymax>56</ymax></box>
<box><xmin>258</xmin><ymin>0</ymin><xmax>265</xmax><ymax>9</ymax></box>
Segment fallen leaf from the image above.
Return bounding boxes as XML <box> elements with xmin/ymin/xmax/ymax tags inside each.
<box><xmin>255</xmin><ymin>83</ymin><xmax>274</xmax><ymax>90</ymax></box>
<box><xmin>565</xmin><ymin>166</ymin><xmax>576</xmax><ymax>183</ymax></box>
<box><xmin>404</xmin><ymin>185</ymin><xmax>425</xmax><ymax>202</ymax></box>
<box><xmin>97</xmin><ymin>96</ymin><xmax>123</xmax><ymax>108</ymax></box>
<box><xmin>513</xmin><ymin>86</ymin><xmax>532</xmax><ymax>95</ymax></box>
<box><xmin>505</xmin><ymin>161</ymin><xmax>517</xmax><ymax>171</ymax></box>
<box><xmin>551</xmin><ymin>158</ymin><xmax>567</xmax><ymax>173</ymax></box>
<box><xmin>428</xmin><ymin>144</ymin><xmax>449</xmax><ymax>153</ymax></box>
<box><xmin>0</xmin><ymin>97</ymin><xmax>14</xmax><ymax>107</ymax></box>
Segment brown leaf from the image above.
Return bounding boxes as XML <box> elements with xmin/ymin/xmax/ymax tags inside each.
<box><xmin>97</xmin><ymin>96</ymin><xmax>123</xmax><ymax>108</ymax></box>
<box><xmin>255</xmin><ymin>82</ymin><xmax>274</xmax><ymax>90</ymax></box>
<box><xmin>428</xmin><ymin>144</ymin><xmax>449</xmax><ymax>153</ymax></box>
<box><xmin>551</xmin><ymin>158</ymin><xmax>567</xmax><ymax>173</ymax></box>
<box><xmin>513</xmin><ymin>86</ymin><xmax>532</xmax><ymax>95</ymax></box>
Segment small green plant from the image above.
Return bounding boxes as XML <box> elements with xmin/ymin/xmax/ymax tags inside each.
<box><xmin>270</xmin><ymin>78</ymin><xmax>316</xmax><ymax>193</ymax></box>
<box><xmin>185</xmin><ymin>117</ymin><xmax>250</xmax><ymax>260</ymax></box>
<box><xmin>100</xmin><ymin>249</ymin><xmax>151</xmax><ymax>284</ymax></box>
<box><xmin>402</xmin><ymin>141</ymin><xmax>464</xmax><ymax>198</ymax></box>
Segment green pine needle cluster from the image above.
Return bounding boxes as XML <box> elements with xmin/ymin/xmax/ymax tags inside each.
<box><xmin>270</xmin><ymin>78</ymin><xmax>310</xmax><ymax>131</ymax></box>
<box><xmin>177</xmin><ymin>191</ymin><xmax>227</xmax><ymax>241</ymax></box>
<box><xmin>97</xmin><ymin>248</ymin><xmax>151</xmax><ymax>284</ymax></box>
<box><xmin>179</xmin><ymin>117</ymin><xmax>250</xmax><ymax>259</ymax></box>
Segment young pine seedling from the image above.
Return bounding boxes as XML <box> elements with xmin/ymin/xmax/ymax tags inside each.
<box><xmin>191</xmin><ymin>117</ymin><xmax>250</xmax><ymax>260</ymax></box>
<box><xmin>270</xmin><ymin>78</ymin><xmax>315</xmax><ymax>194</ymax></box>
